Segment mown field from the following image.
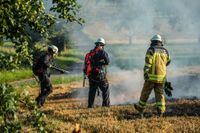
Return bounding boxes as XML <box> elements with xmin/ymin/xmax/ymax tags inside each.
<box><xmin>20</xmin><ymin>80</ymin><xmax>200</xmax><ymax>133</ymax></box>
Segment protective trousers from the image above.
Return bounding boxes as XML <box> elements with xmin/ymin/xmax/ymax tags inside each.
<box><xmin>88</xmin><ymin>78</ymin><xmax>110</xmax><ymax>108</ymax></box>
<box><xmin>36</xmin><ymin>74</ymin><xmax>53</xmax><ymax>106</ymax></box>
<box><xmin>138</xmin><ymin>80</ymin><xmax>165</xmax><ymax>113</ymax></box>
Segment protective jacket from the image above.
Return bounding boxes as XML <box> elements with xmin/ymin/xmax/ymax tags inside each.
<box><xmin>33</xmin><ymin>53</ymin><xmax>53</xmax><ymax>76</ymax></box>
<box><xmin>144</xmin><ymin>43</ymin><xmax>170</xmax><ymax>83</ymax></box>
<box><xmin>83</xmin><ymin>47</ymin><xmax>109</xmax><ymax>80</ymax></box>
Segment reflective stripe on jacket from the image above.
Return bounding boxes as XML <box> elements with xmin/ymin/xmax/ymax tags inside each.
<box><xmin>144</xmin><ymin>44</ymin><xmax>170</xmax><ymax>83</ymax></box>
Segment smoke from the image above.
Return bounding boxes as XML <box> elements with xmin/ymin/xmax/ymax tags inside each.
<box><xmin>168</xmin><ymin>67</ymin><xmax>200</xmax><ymax>98</ymax></box>
<box><xmin>71</xmin><ymin>0</ymin><xmax>200</xmax><ymax>45</ymax></box>
<box><xmin>109</xmin><ymin>69</ymin><xmax>144</xmax><ymax>105</ymax></box>
<box><xmin>64</xmin><ymin>0</ymin><xmax>200</xmax><ymax>105</ymax></box>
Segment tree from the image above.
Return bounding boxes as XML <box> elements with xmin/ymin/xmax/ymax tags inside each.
<box><xmin>0</xmin><ymin>0</ymin><xmax>84</xmax><ymax>69</ymax></box>
<box><xmin>48</xmin><ymin>21</ymin><xmax>73</xmax><ymax>53</ymax></box>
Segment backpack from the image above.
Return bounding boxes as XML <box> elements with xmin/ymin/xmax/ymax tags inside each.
<box><xmin>32</xmin><ymin>53</ymin><xmax>44</xmax><ymax>76</ymax></box>
<box><xmin>83</xmin><ymin>49</ymin><xmax>101</xmax><ymax>76</ymax></box>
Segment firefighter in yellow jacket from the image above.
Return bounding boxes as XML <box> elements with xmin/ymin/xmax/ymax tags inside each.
<box><xmin>134</xmin><ymin>34</ymin><xmax>171</xmax><ymax>116</ymax></box>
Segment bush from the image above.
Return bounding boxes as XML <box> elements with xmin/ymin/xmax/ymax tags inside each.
<box><xmin>0</xmin><ymin>53</ymin><xmax>18</xmax><ymax>70</ymax></box>
<box><xmin>0</xmin><ymin>83</ymin><xmax>47</xmax><ymax>132</ymax></box>
<box><xmin>0</xmin><ymin>83</ymin><xmax>21</xmax><ymax>132</ymax></box>
<box><xmin>0</xmin><ymin>42</ymin><xmax>32</xmax><ymax>71</ymax></box>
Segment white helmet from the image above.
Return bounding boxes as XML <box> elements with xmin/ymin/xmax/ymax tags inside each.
<box><xmin>48</xmin><ymin>45</ymin><xmax>58</xmax><ymax>54</ymax></box>
<box><xmin>95</xmin><ymin>37</ymin><xmax>105</xmax><ymax>45</ymax></box>
<box><xmin>151</xmin><ymin>34</ymin><xmax>162</xmax><ymax>42</ymax></box>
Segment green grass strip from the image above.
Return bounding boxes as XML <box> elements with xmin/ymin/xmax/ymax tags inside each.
<box><xmin>0</xmin><ymin>69</ymin><xmax>33</xmax><ymax>83</ymax></box>
<box><xmin>0</xmin><ymin>49</ymin><xmax>84</xmax><ymax>83</ymax></box>
<box><xmin>13</xmin><ymin>74</ymin><xmax>82</xmax><ymax>90</ymax></box>
<box><xmin>51</xmin><ymin>74</ymin><xmax>82</xmax><ymax>85</ymax></box>
<box><xmin>54</xmin><ymin>56</ymin><xmax>81</xmax><ymax>68</ymax></box>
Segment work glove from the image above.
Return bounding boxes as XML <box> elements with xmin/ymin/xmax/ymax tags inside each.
<box><xmin>99</xmin><ymin>59</ymin><xmax>105</xmax><ymax>65</ymax></box>
<box><xmin>164</xmin><ymin>82</ymin><xmax>173</xmax><ymax>97</ymax></box>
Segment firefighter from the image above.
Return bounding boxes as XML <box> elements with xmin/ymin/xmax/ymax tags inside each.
<box><xmin>83</xmin><ymin>37</ymin><xmax>110</xmax><ymax>108</ymax></box>
<box><xmin>134</xmin><ymin>34</ymin><xmax>171</xmax><ymax>116</ymax></box>
<box><xmin>33</xmin><ymin>45</ymin><xmax>58</xmax><ymax>107</ymax></box>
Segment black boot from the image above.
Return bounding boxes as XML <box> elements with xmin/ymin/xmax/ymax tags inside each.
<box><xmin>134</xmin><ymin>104</ymin><xmax>144</xmax><ymax>118</ymax></box>
<box><xmin>36</xmin><ymin>96</ymin><xmax>41</xmax><ymax>107</ymax></box>
<box><xmin>157</xmin><ymin>108</ymin><xmax>164</xmax><ymax>117</ymax></box>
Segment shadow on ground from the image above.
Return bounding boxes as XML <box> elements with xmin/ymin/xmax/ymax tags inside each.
<box><xmin>117</xmin><ymin>99</ymin><xmax>200</xmax><ymax>120</ymax></box>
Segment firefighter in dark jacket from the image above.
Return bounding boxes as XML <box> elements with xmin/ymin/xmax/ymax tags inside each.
<box><xmin>33</xmin><ymin>45</ymin><xmax>58</xmax><ymax>107</ymax></box>
<box><xmin>134</xmin><ymin>34</ymin><xmax>171</xmax><ymax>116</ymax></box>
<box><xmin>83</xmin><ymin>38</ymin><xmax>110</xmax><ymax>108</ymax></box>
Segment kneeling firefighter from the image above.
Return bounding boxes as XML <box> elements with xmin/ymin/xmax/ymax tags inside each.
<box><xmin>134</xmin><ymin>34</ymin><xmax>171</xmax><ymax>116</ymax></box>
<box><xmin>83</xmin><ymin>37</ymin><xmax>110</xmax><ymax>108</ymax></box>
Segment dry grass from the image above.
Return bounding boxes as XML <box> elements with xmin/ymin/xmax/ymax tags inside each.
<box><xmin>22</xmin><ymin>81</ymin><xmax>200</xmax><ymax>133</ymax></box>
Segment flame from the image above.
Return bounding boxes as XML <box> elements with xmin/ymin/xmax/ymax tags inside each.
<box><xmin>74</xmin><ymin>123</ymin><xmax>81</xmax><ymax>133</ymax></box>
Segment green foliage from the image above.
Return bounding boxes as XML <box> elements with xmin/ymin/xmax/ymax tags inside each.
<box><xmin>50</xmin><ymin>0</ymin><xmax>85</xmax><ymax>24</ymax></box>
<box><xmin>22</xmin><ymin>91</ymin><xmax>47</xmax><ymax>132</ymax></box>
<box><xmin>0</xmin><ymin>0</ymin><xmax>53</xmax><ymax>40</ymax></box>
<box><xmin>48</xmin><ymin>22</ymin><xmax>74</xmax><ymax>52</ymax></box>
<box><xmin>0</xmin><ymin>83</ymin><xmax>47</xmax><ymax>132</ymax></box>
<box><xmin>0</xmin><ymin>42</ymin><xmax>32</xmax><ymax>70</ymax></box>
<box><xmin>0</xmin><ymin>0</ymin><xmax>84</xmax><ymax>71</ymax></box>
<box><xmin>48</xmin><ymin>30</ymin><xmax>66</xmax><ymax>52</ymax></box>
<box><xmin>0</xmin><ymin>37</ymin><xmax>3</xmax><ymax>46</ymax></box>
<box><xmin>0</xmin><ymin>53</ymin><xmax>18</xmax><ymax>70</ymax></box>
<box><xmin>0</xmin><ymin>0</ymin><xmax>83</xmax><ymax>41</ymax></box>
<box><xmin>0</xmin><ymin>83</ymin><xmax>21</xmax><ymax>132</ymax></box>
<box><xmin>0</xmin><ymin>45</ymin><xmax>15</xmax><ymax>54</ymax></box>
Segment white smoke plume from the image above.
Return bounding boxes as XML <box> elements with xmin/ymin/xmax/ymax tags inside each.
<box><xmin>73</xmin><ymin>0</ymin><xmax>200</xmax><ymax>45</ymax></box>
<box><xmin>56</xmin><ymin>0</ymin><xmax>200</xmax><ymax>105</ymax></box>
